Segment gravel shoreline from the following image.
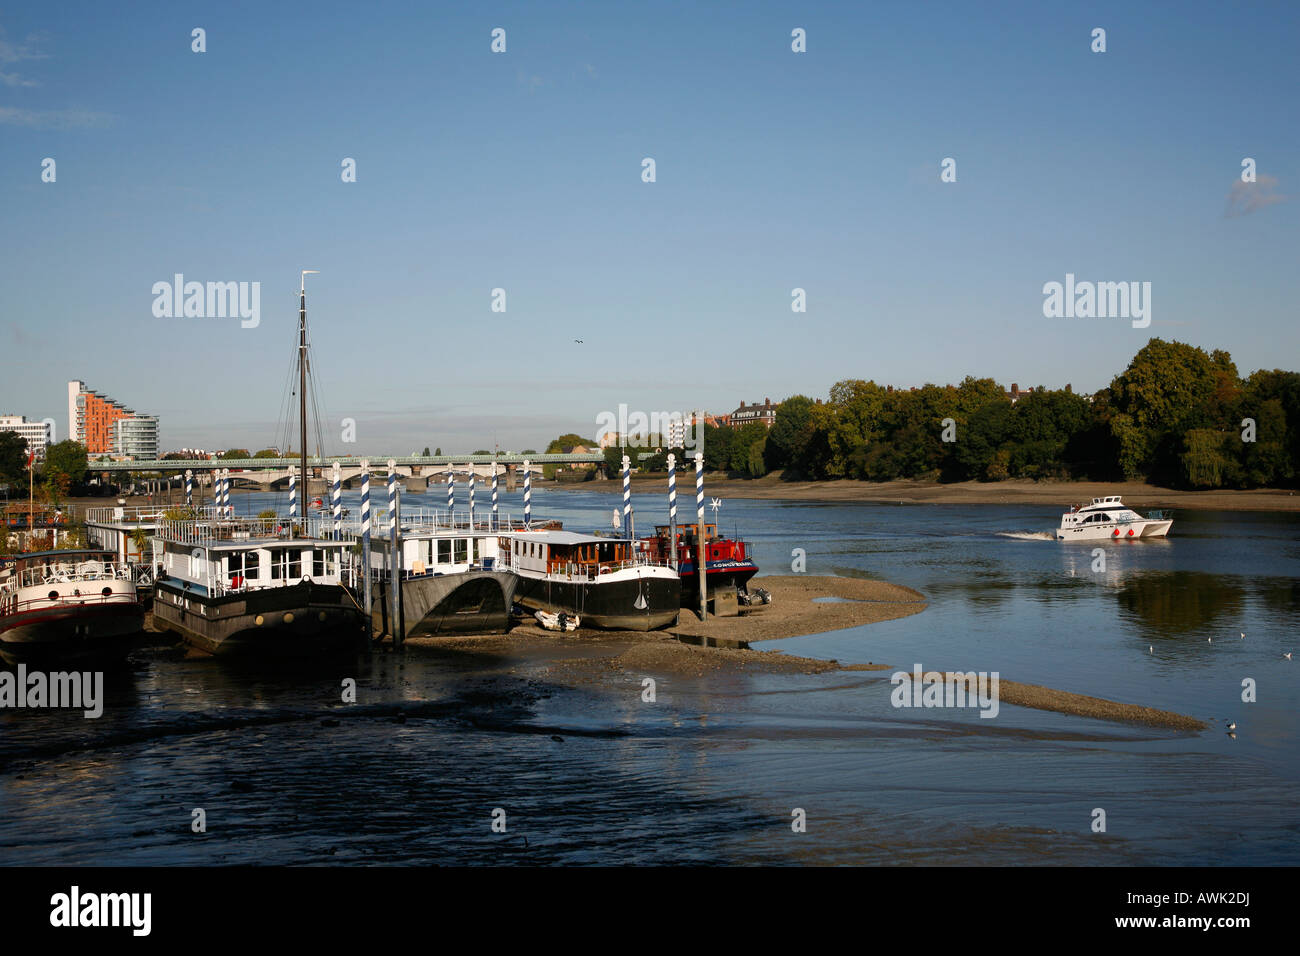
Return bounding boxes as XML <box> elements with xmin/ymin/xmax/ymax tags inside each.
<box><xmin>401</xmin><ymin>575</ymin><xmax>1205</xmax><ymax>731</ymax></box>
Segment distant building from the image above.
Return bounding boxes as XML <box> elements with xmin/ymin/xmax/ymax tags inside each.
<box><xmin>113</xmin><ymin>415</ymin><xmax>160</xmax><ymax>460</ymax></box>
<box><xmin>67</xmin><ymin>380</ymin><xmax>159</xmax><ymax>458</ymax></box>
<box><xmin>1004</xmin><ymin>383</ymin><xmax>1035</xmax><ymax>405</ymax></box>
<box><xmin>729</xmin><ymin>398</ymin><xmax>780</xmax><ymax>429</ymax></box>
<box><xmin>0</xmin><ymin>414</ymin><xmax>53</xmax><ymax>460</ymax></box>
<box><xmin>665</xmin><ymin>411</ymin><xmax>702</xmax><ymax>448</ymax></box>
<box><xmin>704</xmin><ymin>413</ymin><xmax>730</xmax><ymax>429</ymax></box>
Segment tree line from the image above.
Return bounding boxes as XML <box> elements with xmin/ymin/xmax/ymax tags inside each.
<box><xmin>650</xmin><ymin>340</ymin><xmax>1300</xmax><ymax>489</ymax></box>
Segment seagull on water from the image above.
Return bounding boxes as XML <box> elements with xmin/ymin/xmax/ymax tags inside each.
<box><xmin>1148</xmin><ymin>645</ymin><xmax>1153</xmax><ymax>653</ymax></box>
<box><xmin>1285</xmin><ymin>652</ymin><xmax>1293</xmax><ymax>660</ymax></box>
<box><xmin>1240</xmin><ymin>632</ymin><xmax>1246</xmax><ymax>639</ymax></box>
<box><xmin>1227</xmin><ymin>722</ymin><xmax>1237</xmax><ymax>730</ymax></box>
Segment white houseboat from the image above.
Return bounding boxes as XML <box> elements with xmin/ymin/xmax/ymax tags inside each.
<box><xmin>498</xmin><ymin>530</ymin><xmax>680</xmax><ymax>631</ymax></box>
<box><xmin>0</xmin><ymin>549</ymin><xmax>144</xmax><ymax>664</ymax></box>
<box><xmin>151</xmin><ymin>516</ymin><xmax>368</xmax><ymax>657</ymax></box>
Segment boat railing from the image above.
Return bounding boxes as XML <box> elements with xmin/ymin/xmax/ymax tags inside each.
<box><xmin>156</xmin><ymin>515</ymin><xmax>355</xmax><ymax>546</ymax></box>
<box><xmin>333</xmin><ymin>508</ymin><xmax>531</xmax><ymax>535</ymax></box>
<box><xmin>2</xmin><ymin>561</ymin><xmax>134</xmax><ymax>592</ymax></box>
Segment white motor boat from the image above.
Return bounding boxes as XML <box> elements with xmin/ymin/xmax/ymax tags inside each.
<box><xmin>1056</xmin><ymin>496</ymin><xmax>1172</xmax><ymax>541</ymax></box>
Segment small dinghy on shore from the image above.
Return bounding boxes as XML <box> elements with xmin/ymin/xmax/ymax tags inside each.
<box><xmin>535</xmin><ymin>609</ymin><xmax>579</xmax><ymax>632</ymax></box>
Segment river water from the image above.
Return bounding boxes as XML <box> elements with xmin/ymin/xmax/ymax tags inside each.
<box><xmin>2</xmin><ymin>486</ymin><xmax>1297</xmax><ymax>865</ymax></box>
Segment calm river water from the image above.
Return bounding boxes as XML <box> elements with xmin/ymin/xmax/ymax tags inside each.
<box><xmin>2</xmin><ymin>486</ymin><xmax>1297</xmax><ymax>865</ymax></box>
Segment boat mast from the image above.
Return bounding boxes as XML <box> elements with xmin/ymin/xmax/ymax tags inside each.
<box><xmin>298</xmin><ymin>271</ymin><xmax>318</xmax><ymax>522</ymax></box>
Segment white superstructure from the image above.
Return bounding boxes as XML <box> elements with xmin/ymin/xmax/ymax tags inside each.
<box><xmin>1056</xmin><ymin>496</ymin><xmax>1172</xmax><ymax>541</ymax></box>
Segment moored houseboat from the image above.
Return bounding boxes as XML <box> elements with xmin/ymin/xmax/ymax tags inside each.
<box><xmin>641</xmin><ymin>523</ymin><xmax>758</xmax><ymax>605</ymax></box>
<box><xmin>151</xmin><ymin>516</ymin><xmax>368</xmax><ymax>657</ymax></box>
<box><xmin>367</xmin><ymin>517</ymin><xmax>519</xmax><ymax>636</ymax></box>
<box><xmin>0</xmin><ymin>549</ymin><xmax>144</xmax><ymax>664</ymax></box>
<box><xmin>499</xmin><ymin>530</ymin><xmax>680</xmax><ymax>630</ymax></box>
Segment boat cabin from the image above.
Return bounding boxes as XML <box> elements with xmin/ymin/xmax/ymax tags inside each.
<box><xmin>500</xmin><ymin>531</ymin><xmax>641</xmax><ymax>577</ymax></box>
<box><xmin>154</xmin><ymin>517</ymin><xmax>357</xmax><ymax>598</ymax></box>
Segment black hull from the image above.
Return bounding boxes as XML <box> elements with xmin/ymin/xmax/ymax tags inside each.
<box><xmin>0</xmin><ymin>603</ymin><xmax>144</xmax><ymax>665</ymax></box>
<box><xmin>153</xmin><ymin>579</ymin><xmax>367</xmax><ymax>657</ymax></box>
<box><xmin>375</xmin><ymin>570</ymin><xmax>518</xmax><ymax>638</ymax></box>
<box><xmin>514</xmin><ymin>573</ymin><xmax>680</xmax><ymax>631</ymax></box>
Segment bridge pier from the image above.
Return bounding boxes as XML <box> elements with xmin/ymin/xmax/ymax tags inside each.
<box><xmin>405</xmin><ymin>476</ymin><xmax>428</xmax><ymax>493</ymax></box>
<box><xmin>505</xmin><ymin>463</ymin><xmax>517</xmax><ymax>491</ymax></box>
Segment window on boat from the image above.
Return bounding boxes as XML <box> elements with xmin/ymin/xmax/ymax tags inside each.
<box><xmin>437</xmin><ymin>538</ymin><xmax>452</xmax><ymax>564</ymax></box>
<box><xmin>454</xmin><ymin>538</ymin><xmax>468</xmax><ymax>563</ymax></box>
<box><xmin>314</xmin><ymin>550</ymin><xmax>339</xmax><ymax>579</ymax></box>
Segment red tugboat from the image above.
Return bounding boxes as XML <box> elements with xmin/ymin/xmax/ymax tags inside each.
<box><xmin>641</xmin><ymin>523</ymin><xmax>759</xmax><ymax>606</ymax></box>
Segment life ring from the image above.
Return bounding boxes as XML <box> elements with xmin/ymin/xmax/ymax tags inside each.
<box><xmin>598</xmin><ymin>565</ymin><xmax>612</xmax><ymax>575</ymax></box>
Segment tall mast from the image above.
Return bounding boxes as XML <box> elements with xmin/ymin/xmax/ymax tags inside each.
<box><xmin>298</xmin><ymin>271</ymin><xmax>318</xmax><ymax>521</ymax></box>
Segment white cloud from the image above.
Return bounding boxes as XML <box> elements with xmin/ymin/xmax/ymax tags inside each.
<box><xmin>0</xmin><ymin>106</ymin><xmax>114</xmax><ymax>129</ymax></box>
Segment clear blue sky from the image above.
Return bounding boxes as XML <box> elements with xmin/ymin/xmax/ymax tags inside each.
<box><xmin>2</xmin><ymin>1</ymin><xmax>1296</xmax><ymax>454</ymax></box>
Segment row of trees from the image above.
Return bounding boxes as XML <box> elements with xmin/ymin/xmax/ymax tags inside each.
<box><xmin>0</xmin><ymin>437</ymin><xmax>90</xmax><ymax>501</ymax></box>
<box><xmin>662</xmin><ymin>341</ymin><xmax>1299</xmax><ymax>490</ymax></box>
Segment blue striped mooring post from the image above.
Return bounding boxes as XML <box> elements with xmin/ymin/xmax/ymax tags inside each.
<box><xmin>667</xmin><ymin>453</ymin><xmax>677</xmax><ymax>568</ymax></box>
<box><xmin>695</xmin><ymin>452</ymin><xmax>706</xmax><ymax>620</ymax></box>
<box><xmin>469</xmin><ymin>468</ymin><xmax>476</xmax><ymax>526</ymax></box>
<box><xmin>387</xmin><ymin>459</ymin><xmax>400</xmax><ymax>643</ymax></box>
<box><xmin>491</xmin><ymin>461</ymin><xmax>499</xmax><ymax>528</ymax></box>
<box><xmin>621</xmin><ymin>454</ymin><xmax>632</xmax><ymax>540</ymax></box>
<box><xmin>360</xmin><ymin>458</ymin><xmax>372</xmax><ymax>621</ymax></box>
<box><xmin>221</xmin><ymin>469</ymin><xmax>230</xmax><ymax>518</ymax></box>
<box><xmin>288</xmin><ymin>465</ymin><xmax>297</xmax><ymax>521</ymax></box>
<box><xmin>523</xmin><ymin>460</ymin><xmax>531</xmax><ymax>528</ymax></box>
<box><xmin>447</xmin><ymin>467</ymin><xmax>454</xmax><ymax>523</ymax></box>
<box><xmin>185</xmin><ymin>470</ymin><xmax>193</xmax><ymax>509</ymax></box>
<box><xmin>332</xmin><ymin>462</ymin><xmax>342</xmax><ymax>540</ymax></box>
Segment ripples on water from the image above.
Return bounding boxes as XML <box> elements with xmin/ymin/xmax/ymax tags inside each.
<box><xmin>2</xmin><ymin>488</ymin><xmax>1297</xmax><ymax>865</ymax></box>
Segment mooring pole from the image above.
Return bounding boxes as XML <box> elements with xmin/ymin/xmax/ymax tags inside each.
<box><xmin>523</xmin><ymin>459</ymin><xmax>531</xmax><ymax>529</ymax></box>
<box><xmin>360</xmin><ymin>459</ymin><xmax>372</xmax><ymax>628</ymax></box>
<box><xmin>447</xmin><ymin>466</ymin><xmax>454</xmax><ymax>524</ymax></box>
<box><xmin>491</xmin><ymin>460</ymin><xmax>499</xmax><ymax>530</ymax></box>
<box><xmin>394</xmin><ymin>484</ymin><xmax>405</xmax><ymax>643</ymax></box>
<box><xmin>332</xmin><ymin>461</ymin><xmax>342</xmax><ymax>540</ymax></box>
<box><xmin>185</xmin><ymin>469</ymin><xmax>193</xmax><ymax>509</ymax></box>
<box><xmin>622</xmin><ymin>454</ymin><xmax>633</xmax><ymax>542</ymax></box>
<box><xmin>387</xmin><ymin>459</ymin><xmax>399</xmax><ymax>644</ymax></box>
<box><xmin>288</xmin><ymin>465</ymin><xmax>297</xmax><ymax>524</ymax></box>
<box><xmin>667</xmin><ymin>453</ymin><xmax>677</xmax><ymax>569</ymax></box>
<box><xmin>695</xmin><ymin>451</ymin><xmax>706</xmax><ymax>622</ymax></box>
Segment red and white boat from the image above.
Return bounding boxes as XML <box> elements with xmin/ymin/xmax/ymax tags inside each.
<box><xmin>641</xmin><ymin>523</ymin><xmax>759</xmax><ymax>606</ymax></box>
<box><xmin>0</xmin><ymin>549</ymin><xmax>144</xmax><ymax>664</ymax></box>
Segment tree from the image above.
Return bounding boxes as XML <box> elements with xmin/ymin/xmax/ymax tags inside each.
<box><xmin>423</xmin><ymin>447</ymin><xmax>431</xmax><ymax>456</ymax></box>
<box><xmin>253</xmin><ymin>448</ymin><xmax>280</xmax><ymax>459</ymax></box>
<box><xmin>0</xmin><ymin>431</ymin><xmax>28</xmax><ymax>486</ymax></box>
<box><xmin>434</xmin><ymin>447</ymin><xmax>442</xmax><ymax>456</ymax></box>
<box><xmin>765</xmin><ymin>395</ymin><xmax>816</xmax><ymax>474</ymax></box>
<box><xmin>1106</xmin><ymin>339</ymin><xmax>1231</xmax><ymax>481</ymax></box>
<box><xmin>42</xmin><ymin>440</ymin><xmax>87</xmax><ymax>493</ymax></box>
<box><xmin>220</xmin><ymin>448</ymin><xmax>251</xmax><ymax>460</ymax></box>
<box><xmin>546</xmin><ymin>434</ymin><xmax>596</xmax><ymax>453</ymax></box>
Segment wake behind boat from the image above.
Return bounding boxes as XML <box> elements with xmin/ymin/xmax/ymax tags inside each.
<box><xmin>1056</xmin><ymin>496</ymin><xmax>1172</xmax><ymax>541</ymax></box>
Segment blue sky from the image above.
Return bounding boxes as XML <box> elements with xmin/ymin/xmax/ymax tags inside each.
<box><xmin>1</xmin><ymin>1</ymin><xmax>1296</xmax><ymax>454</ymax></box>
